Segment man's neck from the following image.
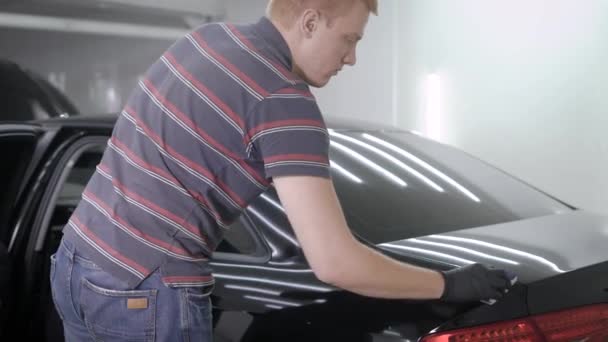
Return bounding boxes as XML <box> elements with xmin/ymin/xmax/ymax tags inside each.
<box><xmin>268</xmin><ymin>17</ymin><xmax>299</xmax><ymax>73</ymax></box>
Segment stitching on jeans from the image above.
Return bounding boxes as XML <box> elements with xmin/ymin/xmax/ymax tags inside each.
<box><xmin>65</xmin><ymin>248</ymin><xmax>86</xmax><ymax>324</ymax></box>
<box><xmin>49</xmin><ymin>255</ymin><xmax>66</xmax><ymax>321</ymax></box>
<box><xmin>81</xmin><ymin>277</ymin><xmax>155</xmax><ymax>297</ymax></box>
<box><xmin>180</xmin><ymin>288</ymin><xmax>191</xmax><ymax>342</ymax></box>
<box><xmin>80</xmin><ymin>302</ymin><xmax>102</xmax><ymax>342</ymax></box>
<box><xmin>149</xmin><ymin>290</ymin><xmax>157</xmax><ymax>342</ymax></box>
<box><xmin>73</xmin><ymin>254</ymin><xmax>102</xmax><ymax>270</ymax></box>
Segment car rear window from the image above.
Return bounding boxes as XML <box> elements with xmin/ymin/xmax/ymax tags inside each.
<box><xmin>252</xmin><ymin>130</ymin><xmax>571</xmax><ymax>244</ymax></box>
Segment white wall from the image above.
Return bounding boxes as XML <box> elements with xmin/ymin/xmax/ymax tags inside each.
<box><xmin>222</xmin><ymin>0</ymin><xmax>608</xmax><ymax>215</ymax></box>
<box><xmin>223</xmin><ymin>0</ymin><xmax>398</xmax><ymax>123</ymax></box>
<box><xmin>223</xmin><ymin>0</ymin><xmax>268</xmax><ymax>23</ymax></box>
<box><xmin>394</xmin><ymin>0</ymin><xmax>608</xmax><ymax>215</ymax></box>
<box><xmin>105</xmin><ymin>0</ymin><xmax>225</xmax><ymax>16</ymax></box>
<box><xmin>312</xmin><ymin>1</ymin><xmax>396</xmax><ymax>124</ymax></box>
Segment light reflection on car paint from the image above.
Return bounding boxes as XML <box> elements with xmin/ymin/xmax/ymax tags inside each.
<box><xmin>224</xmin><ymin>284</ymin><xmax>281</xmax><ymax>296</ymax></box>
<box><xmin>408</xmin><ymin>238</ymin><xmax>520</xmax><ymax>265</ymax></box>
<box><xmin>330</xmin><ymin>160</ymin><xmax>364</xmax><ymax>184</ymax></box>
<box><xmin>330</xmin><ymin>140</ymin><xmax>407</xmax><ymax>187</ymax></box>
<box><xmin>428</xmin><ymin>235</ymin><xmax>567</xmax><ymax>273</ymax></box>
<box><xmin>330</xmin><ymin>131</ymin><xmax>445</xmax><ymax>192</ymax></box>
<box><xmin>362</xmin><ymin>133</ymin><xmax>481</xmax><ymax>202</ymax></box>
<box><xmin>380</xmin><ymin>243</ymin><xmax>475</xmax><ymax>265</ymax></box>
<box><xmin>213</xmin><ymin>272</ymin><xmax>334</xmax><ymax>292</ymax></box>
<box><xmin>247</xmin><ymin>206</ymin><xmax>299</xmax><ymax>247</ymax></box>
<box><xmin>210</xmin><ymin>261</ymin><xmax>313</xmax><ymax>273</ymax></box>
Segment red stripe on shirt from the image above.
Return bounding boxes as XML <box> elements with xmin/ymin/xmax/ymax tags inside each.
<box><xmin>108</xmin><ymin>137</ymin><xmax>230</xmax><ymax>226</ymax></box>
<box><xmin>124</xmin><ymin>106</ymin><xmax>247</xmax><ymax>208</ymax></box>
<box><xmin>110</xmin><ymin>137</ymin><xmax>180</xmax><ymax>185</ymax></box>
<box><xmin>71</xmin><ymin>215</ymin><xmax>150</xmax><ymax>276</ymax></box>
<box><xmin>225</xmin><ymin>23</ymin><xmax>299</xmax><ymax>83</ymax></box>
<box><xmin>83</xmin><ymin>188</ymin><xmax>204</xmax><ymax>258</ymax></box>
<box><xmin>142</xmin><ymin>78</ymin><xmax>269</xmax><ymax>187</ymax></box>
<box><xmin>95</xmin><ymin>169</ymin><xmax>209</xmax><ymax>245</ymax></box>
<box><xmin>164</xmin><ymin>52</ymin><xmax>245</xmax><ymax>129</ymax></box>
<box><xmin>191</xmin><ymin>31</ymin><xmax>270</xmax><ymax>98</ymax></box>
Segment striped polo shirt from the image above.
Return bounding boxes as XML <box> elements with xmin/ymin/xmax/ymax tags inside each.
<box><xmin>63</xmin><ymin>17</ymin><xmax>331</xmax><ymax>289</ymax></box>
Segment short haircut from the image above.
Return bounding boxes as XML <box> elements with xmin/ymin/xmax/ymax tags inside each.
<box><xmin>267</xmin><ymin>0</ymin><xmax>378</xmax><ymax>28</ymax></box>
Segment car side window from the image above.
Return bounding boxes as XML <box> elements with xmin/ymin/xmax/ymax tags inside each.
<box><xmin>214</xmin><ymin>217</ymin><xmax>258</xmax><ymax>255</ymax></box>
<box><xmin>0</xmin><ymin>133</ymin><xmax>38</xmax><ymax>244</ymax></box>
<box><xmin>48</xmin><ymin>146</ymin><xmax>103</xmax><ymax>252</ymax></box>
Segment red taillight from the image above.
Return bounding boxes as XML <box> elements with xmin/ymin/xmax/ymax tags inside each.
<box><xmin>532</xmin><ymin>304</ymin><xmax>608</xmax><ymax>342</ymax></box>
<box><xmin>422</xmin><ymin>304</ymin><xmax>608</xmax><ymax>342</ymax></box>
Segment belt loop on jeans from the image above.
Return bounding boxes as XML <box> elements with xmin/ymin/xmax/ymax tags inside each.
<box><xmin>72</xmin><ymin>254</ymin><xmax>102</xmax><ymax>270</ymax></box>
<box><xmin>60</xmin><ymin>238</ymin><xmax>76</xmax><ymax>262</ymax></box>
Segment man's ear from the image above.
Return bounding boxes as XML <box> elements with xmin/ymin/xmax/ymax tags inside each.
<box><xmin>299</xmin><ymin>8</ymin><xmax>321</xmax><ymax>38</ymax></box>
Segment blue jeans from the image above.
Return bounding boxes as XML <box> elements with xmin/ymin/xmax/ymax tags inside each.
<box><xmin>50</xmin><ymin>238</ymin><xmax>213</xmax><ymax>341</ymax></box>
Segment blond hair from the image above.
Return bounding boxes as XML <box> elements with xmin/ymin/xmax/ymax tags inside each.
<box><xmin>267</xmin><ymin>0</ymin><xmax>378</xmax><ymax>28</ymax></box>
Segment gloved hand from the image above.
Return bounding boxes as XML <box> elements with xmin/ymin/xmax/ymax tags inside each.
<box><xmin>439</xmin><ymin>263</ymin><xmax>516</xmax><ymax>303</ymax></box>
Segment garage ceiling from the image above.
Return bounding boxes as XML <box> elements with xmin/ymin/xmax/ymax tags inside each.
<box><xmin>0</xmin><ymin>0</ymin><xmax>225</xmax><ymax>27</ymax></box>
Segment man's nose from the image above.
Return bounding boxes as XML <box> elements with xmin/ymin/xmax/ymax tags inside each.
<box><xmin>343</xmin><ymin>49</ymin><xmax>357</xmax><ymax>66</ymax></box>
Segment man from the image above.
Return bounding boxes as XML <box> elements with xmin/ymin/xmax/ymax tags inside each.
<box><xmin>50</xmin><ymin>0</ymin><xmax>515</xmax><ymax>341</ymax></box>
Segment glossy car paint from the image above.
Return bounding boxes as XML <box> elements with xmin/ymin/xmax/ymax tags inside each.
<box><xmin>1</xmin><ymin>116</ymin><xmax>606</xmax><ymax>341</ymax></box>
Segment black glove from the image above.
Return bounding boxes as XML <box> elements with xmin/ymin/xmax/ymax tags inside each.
<box><xmin>440</xmin><ymin>263</ymin><xmax>515</xmax><ymax>303</ymax></box>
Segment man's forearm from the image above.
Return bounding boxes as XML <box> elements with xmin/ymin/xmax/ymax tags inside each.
<box><xmin>320</xmin><ymin>239</ymin><xmax>445</xmax><ymax>299</ymax></box>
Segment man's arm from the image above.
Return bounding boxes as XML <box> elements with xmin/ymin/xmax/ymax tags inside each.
<box><xmin>273</xmin><ymin>175</ymin><xmax>445</xmax><ymax>299</ymax></box>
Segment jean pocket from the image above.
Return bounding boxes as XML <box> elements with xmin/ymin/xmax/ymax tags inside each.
<box><xmin>181</xmin><ymin>287</ymin><xmax>213</xmax><ymax>341</ymax></box>
<box><xmin>185</xmin><ymin>285</ymin><xmax>213</xmax><ymax>300</ymax></box>
<box><xmin>80</xmin><ymin>278</ymin><xmax>157</xmax><ymax>342</ymax></box>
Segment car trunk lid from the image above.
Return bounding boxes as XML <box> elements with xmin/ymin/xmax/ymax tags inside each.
<box><xmin>378</xmin><ymin>210</ymin><xmax>608</xmax><ymax>338</ymax></box>
<box><xmin>378</xmin><ymin>210</ymin><xmax>608</xmax><ymax>285</ymax></box>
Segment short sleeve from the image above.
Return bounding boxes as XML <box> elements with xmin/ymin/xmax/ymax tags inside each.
<box><xmin>246</xmin><ymin>88</ymin><xmax>331</xmax><ymax>179</ymax></box>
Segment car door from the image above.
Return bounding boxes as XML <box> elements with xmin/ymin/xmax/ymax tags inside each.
<box><xmin>0</xmin><ymin>123</ymin><xmax>53</xmax><ymax>336</ymax></box>
<box><xmin>18</xmin><ymin>133</ymin><xmax>109</xmax><ymax>342</ymax></box>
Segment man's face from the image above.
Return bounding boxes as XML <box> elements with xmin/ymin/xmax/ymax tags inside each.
<box><xmin>294</xmin><ymin>2</ymin><xmax>370</xmax><ymax>87</ymax></box>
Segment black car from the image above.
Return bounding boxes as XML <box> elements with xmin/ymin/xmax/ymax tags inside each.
<box><xmin>1</xmin><ymin>115</ymin><xmax>607</xmax><ymax>341</ymax></box>
<box><xmin>0</xmin><ymin>59</ymin><xmax>79</xmax><ymax>121</ymax></box>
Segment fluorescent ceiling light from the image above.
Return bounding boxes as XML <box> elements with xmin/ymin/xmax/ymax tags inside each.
<box><xmin>0</xmin><ymin>12</ymin><xmax>186</xmax><ymax>39</ymax></box>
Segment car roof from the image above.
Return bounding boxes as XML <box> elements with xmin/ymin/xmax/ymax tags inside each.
<box><xmin>1</xmin><ymin>58</ymin><xmax>79</xmax><ymax>117</ymax></box>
